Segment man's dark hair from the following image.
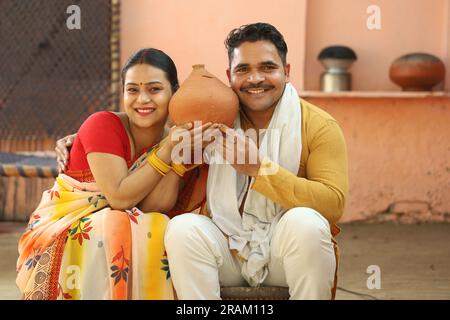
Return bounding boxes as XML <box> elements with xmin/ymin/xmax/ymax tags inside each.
<box><xmin>225</xmin><ymin>22</ymin><xmax>288</xmax><ymax>66</ymax></box>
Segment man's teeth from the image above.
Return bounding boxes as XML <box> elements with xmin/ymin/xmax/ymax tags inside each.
<box><xmin>247</xmin><ymin>89</ymin><xmax>265</xmax><ymax>94</ymax></box>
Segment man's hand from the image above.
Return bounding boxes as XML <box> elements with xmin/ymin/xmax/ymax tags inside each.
<box><xmin>55</xmin><ymin>133</ymin><xmax>76</xmax><ymax>173</ymax></box>
<box><xmin>168</xmin><ymin>122</ymin><xmax>215</xmax><ymax>166</ymax></box>
<box><xmin>215</xmin><ymin>124</ymin><xmax>261</xmax><ymax>177</ymax></box>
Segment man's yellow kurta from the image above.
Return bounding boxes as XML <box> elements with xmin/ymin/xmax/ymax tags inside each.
<box><xmin>251</xmin><ymin>99</ymin><xmax>348</xmax><ymax>226</ymax></box>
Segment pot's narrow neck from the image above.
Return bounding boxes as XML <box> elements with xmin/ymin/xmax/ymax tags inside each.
<box><xmin>192</xmin><ymin>64</ymin><xmax>205</xmax><ymax>70</ymax></box>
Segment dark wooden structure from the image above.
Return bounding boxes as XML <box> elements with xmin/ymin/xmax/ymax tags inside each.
<box><xmin>0</xmin><ymin>0</ymin><xmax>121</xmax><ymax>221</ymax></box>
<box><xmin>221</xmin><ymin>286</ymin><xmax>290</xmax><ymax>300</ymax></box>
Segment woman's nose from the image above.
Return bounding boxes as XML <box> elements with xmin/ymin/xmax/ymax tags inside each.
<box><xmin>137</xmin><ymin>92</ymin><xmax>151</xmax><ymax>103</ymax></box>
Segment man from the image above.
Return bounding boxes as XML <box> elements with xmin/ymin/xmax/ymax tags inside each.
<box><xmin>164</xmin><ymin>23</ymin><xmax>348</xmax><ymax>300</ymax></box>
<box><xmin>56</xmin><ymin>23</ymin><xmax>348</xmax><ymax>300</ymax></box>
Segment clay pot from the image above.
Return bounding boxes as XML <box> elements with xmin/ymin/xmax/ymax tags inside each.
<box><xmin>389</xmin><ymin>53</ymin><xmax>445</xmax><ymax>91</ymax></box>
<box><xmin>168</xmin><ymin>64</ymin><xmax>239</xmax><ymax>127</ymax></box>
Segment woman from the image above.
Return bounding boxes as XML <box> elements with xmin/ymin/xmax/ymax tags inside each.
<box><xmin>16</xmin><ymin>48</ymin><xmax>212</xmax><ymax>299</ymax></box>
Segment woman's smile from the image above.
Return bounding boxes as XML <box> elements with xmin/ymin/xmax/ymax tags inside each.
<box><xmin>134</xmin><ymin>107</ymin><xmax>156</xmax><ymax>116</ymax></box>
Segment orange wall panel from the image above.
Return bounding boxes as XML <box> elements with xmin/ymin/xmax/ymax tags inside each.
<box><xmin>305</xmin><ymin>0</ymin><xmax>449</xmax><ymax>91</ymax></box>
<box><xmin>121</xmin><ymin>0</ymin><xmax>307</xmax><ymax>91</ymax></box>
<box><xmin>305</xmin><ymin>96</ymin><xmax>450</xmax><ymax>222</ymax></box>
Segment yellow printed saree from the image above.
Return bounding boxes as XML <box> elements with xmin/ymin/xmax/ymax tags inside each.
<box><xmin>16</xmin><ymin>152</ymin><xmax>174</xmax><ymax>300</ymax></box>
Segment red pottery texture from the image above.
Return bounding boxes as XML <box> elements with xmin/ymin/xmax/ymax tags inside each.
<box><xmin>168</xmin><ymin>64</ymin><xmax>239</xmax><ymax>126</ymax></box>
<box><xmin>389</xmin><ymin>53</ymin><xmax>445</xmax><ymax>91</ymax></box>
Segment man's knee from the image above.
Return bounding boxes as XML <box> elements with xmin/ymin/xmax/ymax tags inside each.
<box><xmin>164</xmin><ymin>213</ymin><xmax>211</xmax><ymax>247</ymax></box>
<box><xmin>279</xmin><ymin>207</ymin><xmax>331</xmax><ymax>242</ymax></box>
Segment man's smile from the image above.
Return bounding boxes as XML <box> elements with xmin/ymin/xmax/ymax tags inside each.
<box><xmin>241</xmin><ymin>85</ymin><xmax>273</xmax><ymax>95</ymax></box>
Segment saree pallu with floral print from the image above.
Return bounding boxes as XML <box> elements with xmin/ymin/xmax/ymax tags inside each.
<box><xmin>17</xmin><ymin>168</ymin><xmax>174</xmax><ymax>299</ymax></box>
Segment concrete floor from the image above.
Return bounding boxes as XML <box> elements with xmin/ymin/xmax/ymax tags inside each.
<box><xmin>335</xmin><ymin>222</ymin><xmax>450</xmax><ymax>299</ymax></box>
<box><xmin>1</xmin><ymin>222</ymin><xmax>449</xmax><ymax>300</ymax></box>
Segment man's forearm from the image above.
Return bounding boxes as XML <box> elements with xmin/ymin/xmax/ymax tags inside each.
<box><xmin>251</xmin><ymin>160</ymin><xmax>346</xmax><ymax>224</ymax></box>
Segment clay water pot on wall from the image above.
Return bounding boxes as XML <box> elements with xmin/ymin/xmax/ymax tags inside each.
<box><xmin>168</xmin><ymin>64</ymin><xmax>239</xmax><ymax>127</ymax></box>
<box><xmin>389</xmin><ymin>53</ymin><xmax>445</xmax><ymax>91</ymax></box>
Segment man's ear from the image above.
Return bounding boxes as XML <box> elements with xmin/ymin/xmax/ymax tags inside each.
<box><xmin>226</xmin><ymin>68</ymin><xmax>231</xmax><ymax>84</ymax></box>
<box><xmin>284</xmin><ymin>63</ymin><xmax>291</xmax><ymax>82</ymax></box>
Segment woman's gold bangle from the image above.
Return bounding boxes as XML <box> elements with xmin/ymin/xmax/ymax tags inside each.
<box><xmin>171</xmin><ymin>162</ymin><xmax>187</xmax><ymax>177</ymax></box>
<box><xmin>147</xmin><ymin>147</ymin><xmax>171</xmax><ymax>176</ymax></box>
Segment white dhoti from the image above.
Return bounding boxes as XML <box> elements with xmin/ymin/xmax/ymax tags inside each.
<box><xmin>164</xmin><ymin>207</ymin><xmax>336</xmax><ymax>300</ymax></box>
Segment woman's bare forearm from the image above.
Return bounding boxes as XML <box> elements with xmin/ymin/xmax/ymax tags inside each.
<box><xmin>138</xmin><ymin>171</ymin><xmax>181</xmax><ymax>213</ymax></box>
<box><xmin>88</xmin><ymin>143</ymin><xmax>175</xmax><ymax>210</ymax></box>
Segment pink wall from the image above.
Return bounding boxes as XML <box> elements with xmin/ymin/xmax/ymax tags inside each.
<box><xmin>121</xmin><ymin>0</ymin><xmax>449</xmax><ymax>92</ymax></box>
<box><xmin>305</xmin><ymin>95</ymin><xmax>450</xmax><ymax>223</ymax></box>
<box><xmin>121</xmin><ymin>0</ymin><xmax>307</xmax><ymax>90</ymax></box>
<box><xmin>445</xmin><ymin>1</ymin><xmax>450</xmax><ymax>91</ymax></box>
<box><xmin>305</xmin><ymin>0</ymin><xmax>449</xmax><ymax>91</ymax></box>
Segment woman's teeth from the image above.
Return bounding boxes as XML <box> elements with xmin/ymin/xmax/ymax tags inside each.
<box><xmin>136</xmin><ymin>108</ymin><xmax>155</xmax><ymax>114</ymax></box>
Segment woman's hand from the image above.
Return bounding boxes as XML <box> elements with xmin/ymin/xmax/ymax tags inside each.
<box><xmin>55</xmin><ymin>133</ymin><xmax>77</xmax><ymax>173</ymax></box>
